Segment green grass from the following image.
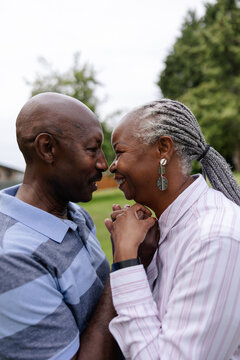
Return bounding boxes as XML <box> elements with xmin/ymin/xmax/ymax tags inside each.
<box><xmin>80</xmin><ymin>172</ymin><xmax>240</xmax><ymax>263</ymax></box>
<box><xmin>234</xmin><ymin>171</ymin><xmax>240</xmax><ymax>185</ymax></box>
<box><xmin>80</xmin><ymin>188</ymin><xmax>134</xmax><ymax>263</ymax></box>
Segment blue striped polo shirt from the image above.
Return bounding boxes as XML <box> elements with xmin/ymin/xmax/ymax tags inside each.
<box><xmin>0</xmin><ymin>185</ymin><xmax>110</xmax><ymax>360</ymax></box>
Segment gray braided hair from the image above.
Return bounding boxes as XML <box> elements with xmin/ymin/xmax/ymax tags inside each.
<box><xmin>132</xmin><ymin>99</ymin><xmax>240</xmax><ymax>206</ymax></box>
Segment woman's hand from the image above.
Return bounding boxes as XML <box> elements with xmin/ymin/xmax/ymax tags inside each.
<box><xmin>108</xmin><ymin>203</ymin><xmax>160</xmax><ymax>267</ymax></box>
<box><xmin>105</xmin><ymin>203</ymin><xmax>157</xmax><ymax>263</ymax></box>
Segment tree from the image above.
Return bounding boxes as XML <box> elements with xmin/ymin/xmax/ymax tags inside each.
<box><xmin>27</xmin><ymin>53</ymin><xmax>115</xmax><ymax>165</ymax></box>
<box><xmin>158</xmin><ymin>0</ymin><xmax>240</xmax><ymax>170</ymax></box>
<box><xmin>158</xmin><ymin>11</ymin><xmax>205</xmax><ymax>99</ymax></box>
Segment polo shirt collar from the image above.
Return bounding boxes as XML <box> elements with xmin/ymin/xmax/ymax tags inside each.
<box><xmin>0</xmin><ymin>185</ymin><xmax>78</xmax><ymax>243</ymax></box>
<box><xmin>158</xmin><ymin>174</ymin><xmax>209</xmax><ymax>245</ymax></box>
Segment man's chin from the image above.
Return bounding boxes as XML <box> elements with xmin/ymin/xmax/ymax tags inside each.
<box><xmin>79</xmin><ymin>193</ymin><xmax>93</xmax><ymax>203</ymax></box>
<box><xmin>78</xmin><ymin>181</ymin><xmax>99</xmax><ymax>203</ymax></box>
<box><xmin>73</xmin><ymin>188</ymin><xmax>93</xmax><ymax>203</ymax></box>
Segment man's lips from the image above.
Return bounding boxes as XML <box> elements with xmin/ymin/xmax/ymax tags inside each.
<box><xmin>88</xmin><ymin>173</ymin><xmax>103</xmax><ymax>184</ymax></box>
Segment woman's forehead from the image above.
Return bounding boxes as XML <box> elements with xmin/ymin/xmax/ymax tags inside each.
<box><xmin>112</xmin><ymin>124</ymin><xmax>139</xmax><ymax>149</ymax></box>
<box><xmin>114</xmin><ymin>112</ymin><xmax>139</xmax><ymax>133</ymax></box>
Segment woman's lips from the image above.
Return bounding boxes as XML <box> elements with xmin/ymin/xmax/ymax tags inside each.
<box><xmin>114</xmin><ymin>177</ymin><xmax>126</xmax><ymax>186</ymax></box>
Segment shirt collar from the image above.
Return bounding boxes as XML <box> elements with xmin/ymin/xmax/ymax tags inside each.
<box><xmin>158</xmin><ymin>174</ymin><xmax>209</xmax><ymax>245</ymax></box>
<box><xmin>0</xmin><ymin>185</ymin><xmax>78</xmax><ymax>243</ymax></box>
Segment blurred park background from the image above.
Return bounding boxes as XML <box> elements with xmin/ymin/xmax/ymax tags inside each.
<box><xmin>82</xmin><ymin>171</ymin><xmax>240</xmax><ymax>263</ymax></box>
<box><xmin>0</xmin><ymin>0</ymin><xmax>240</xmax><ymax>261</ymax></box>
<box><xmin>25</xmin><ymin>0</ymin><xmax>240</xmax><ymax>172</ymax></box>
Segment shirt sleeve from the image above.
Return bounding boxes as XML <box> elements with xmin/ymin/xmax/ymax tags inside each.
<box><xmin>0</xmin><ymin>252</ymin><xmax>79</xmax><ymax>360</ymax></box>
<box><xmin>109</xmin><ymin>237</ymin><xmax>240</xmax><ymax>359</ymax></box>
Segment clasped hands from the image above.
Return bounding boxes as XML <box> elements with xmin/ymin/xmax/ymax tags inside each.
<box><xmin>105</xmin><ymin>204</ymin><xmax>160</xmax><ymax>268</ymax></box>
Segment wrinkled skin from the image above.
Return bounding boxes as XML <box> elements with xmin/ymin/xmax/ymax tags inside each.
<box><xmin>105</xmin><ymin>203</ymin><xmax>159</xmax><ymax>266</ymax></box>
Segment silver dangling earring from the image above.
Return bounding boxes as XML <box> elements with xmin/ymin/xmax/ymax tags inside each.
<box><xmin>157</xmin><ymin>158</ymin><xmax>168</xmax><ymax>191</ymax></box>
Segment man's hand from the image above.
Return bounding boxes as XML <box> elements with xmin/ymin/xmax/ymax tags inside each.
<box><xmin>138</xmin><ymin>220</ymin><xmax>159</xmax><ymax>268</ymax></box>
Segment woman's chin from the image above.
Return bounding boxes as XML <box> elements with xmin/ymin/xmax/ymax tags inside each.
<box><xmin>121</xmin><ymin>188</ymin><xmax>134</xmax><ymax>201</ymax></box>
<box><xmin>125</xmin><ymin>194</ymin><xmax>133</xmax><ymax>201</ymax></box>
<box><xmin>122</xmin><ymin>190</ymin><xmax>146</xmax><ymax>205</ymax></box>
<box><xmin>118</xmin><ymin>182</ymin><xmax>132</xmax><ymax>200</ymax></box>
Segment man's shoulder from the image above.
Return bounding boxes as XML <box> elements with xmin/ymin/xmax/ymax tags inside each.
<box><xmin>0</xmin><ymin>211</ymin><xmax>50</xmax><ymax>258</ymax></box>
<box><xmin>0</xmin><ymin>210</ymin><xmax>23</xmax><ymax>243</ymax></box>
<box><xmin>69</xmin><ymin>202</ymin><xmax>95</xmax><ymax>230</ymax></box>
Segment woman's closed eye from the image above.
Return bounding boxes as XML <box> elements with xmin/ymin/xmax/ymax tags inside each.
<box><xmin>115</xmin><ymin>150</ymin><xmax>124</xmax><ymax>158</ymax></box>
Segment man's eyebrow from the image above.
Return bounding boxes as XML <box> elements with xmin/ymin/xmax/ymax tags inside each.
<box><xmin>87</xmin><ymin>136</ymin><xmax>103</xmax><ymax>146</ymax></box>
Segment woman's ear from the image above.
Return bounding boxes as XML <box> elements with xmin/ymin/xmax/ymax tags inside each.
<box><xmin>157</xmin><ymin>136</ymin><xmax>174</xmax><ymax>159</ymax></box>
<box><xmin>34</xmin><ymin>133</ymin><xmax>56</xmax><ymax>164</ymax></box>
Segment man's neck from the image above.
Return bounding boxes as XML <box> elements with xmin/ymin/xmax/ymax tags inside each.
<box><xmin>16</xmin><ymin>182</ymin><xmax>69</xmax><ymax>219</ymax></box>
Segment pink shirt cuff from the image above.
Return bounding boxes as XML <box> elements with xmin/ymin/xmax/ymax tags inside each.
<box><xmin>110</xmin><ymin>265</ymin><xmax>153</xmax><ymax>311</ymax></box>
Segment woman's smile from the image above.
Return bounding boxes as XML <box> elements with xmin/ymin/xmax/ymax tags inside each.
<box><xmin>115</xmin><ymin>177</ymin><xmax>126</xmax><ymax>187</ymax></box>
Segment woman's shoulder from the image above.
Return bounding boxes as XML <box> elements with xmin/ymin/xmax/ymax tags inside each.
<box><xmin>192</xmin><ymin>188</ymin><xmax>240</xmax><ymax>241</ymax></box>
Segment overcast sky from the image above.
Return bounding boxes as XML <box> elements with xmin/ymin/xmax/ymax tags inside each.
<box><xmin>0</xmin><ymin>0</ymin><xmax>214</xmax><ymax>171</ymax></box>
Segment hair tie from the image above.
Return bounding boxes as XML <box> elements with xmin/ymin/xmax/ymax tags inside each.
<box><xmin>197</xmin><ymin>144</ymin><xmax>211</xmax><ymax>161</ymax></box>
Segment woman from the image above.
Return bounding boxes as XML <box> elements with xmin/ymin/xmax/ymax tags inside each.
<box><xmin>105</xmin><ymin>99</ymin><xmax>240</xmax><ymax>360</ymax></box>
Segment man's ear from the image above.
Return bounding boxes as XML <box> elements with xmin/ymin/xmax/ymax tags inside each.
<box><xmin>156</xmin><ymin>136</ymin><xmax>174</xmax><ymax>159</ymax></box>
<box><xmin>34</xmin><ymin>133</ymin><xmax>56</xmax><ymax>164</ymax></box>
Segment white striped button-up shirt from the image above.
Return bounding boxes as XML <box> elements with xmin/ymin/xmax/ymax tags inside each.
<box><xmin>109</xmin><ymin>175</ymin><xmax>240</xmax><ymax>359</ymax></box>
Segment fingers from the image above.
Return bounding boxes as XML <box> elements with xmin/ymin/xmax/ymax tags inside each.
<box><xmin>111</xmin><ymin>204</ymin><xmax>130</xmax><ymax>221</ymax></box>
<box><xmin>111</xmin><ymin>203</ymin><xmax>152</xmax><ymax>221</ymax></box>
<box><xmin>113</xmin><ymin>204</ymin><xmax>155</xmax><ymax>232</ymax></box>
<box><xmin>131</xmin><ymin>203</ymin><xmax>152</xmax><ymax>218</ymax></box>
<box><xmin>143</xmin><ymin>216</ymin><xmax>156</xmax><ymax>231</ymax></box>
<box><xmin>136</xmin><ymin>209</ymin><xmax>152</xmax><ymax>220</ymax></box>
<box><xmin>132</xmin><ymin>203</ymin><xmax>152</xmax><ymax>214</ymax></box>
<box><xmin>109</xmin><ymin>203</ymin><xmax>153</xmax><ymax>229</ymax></box>
<box><xmin>112</xmin><ymin>204</ymin><xmax>130</xmax><ymax>211</ymax></box>
<box><xmin>104</xmin><ymin>218</ymin><xmax>113</xmax><ymax>233</ymax></box>
<box><xmin>111</xmin><ymin>209</ymin><xmax>125</xmax><ymax>221</ymax></box>
<box><xmin>112</xmin><ymin>204</ymin><xmax>121</xmax><ymax>211</ymax></box>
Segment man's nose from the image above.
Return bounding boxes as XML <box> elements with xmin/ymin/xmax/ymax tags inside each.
<box><xmin>96</xmin><ymin>150</ymin><xmax>108</xmax><ymax>171</ymax></box>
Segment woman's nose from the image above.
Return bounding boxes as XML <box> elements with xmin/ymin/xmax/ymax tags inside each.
<box><xmin>109</xmin><ymin>158</ymin><xmax>117</xmax><ymax>173</ymax></box>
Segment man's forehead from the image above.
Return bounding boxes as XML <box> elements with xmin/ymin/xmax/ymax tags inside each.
<box><xmin>56</xmin><ymin>108</ymin><xmax>100</xmax><ymax>133</ymax></box>
<box><xmin>74</xmin><ymin>120</ymin><xmax>103</xmax><ymax>142</ymax></box>
<box><xmin>72</xmin><ymin>114</ymin><xmax>100</xmax><ymax>128</ymax></box>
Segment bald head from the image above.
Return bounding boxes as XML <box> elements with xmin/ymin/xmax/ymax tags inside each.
<box><xmin>16</xmin><ymin>92</ymin><xmax>99</xmax><ymax>163</ymax></box>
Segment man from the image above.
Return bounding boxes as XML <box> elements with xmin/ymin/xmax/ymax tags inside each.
<box><xmin>0</xmin><ymin>93</ymin><xmax>120</xmax><ymax>359</ymax></box>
